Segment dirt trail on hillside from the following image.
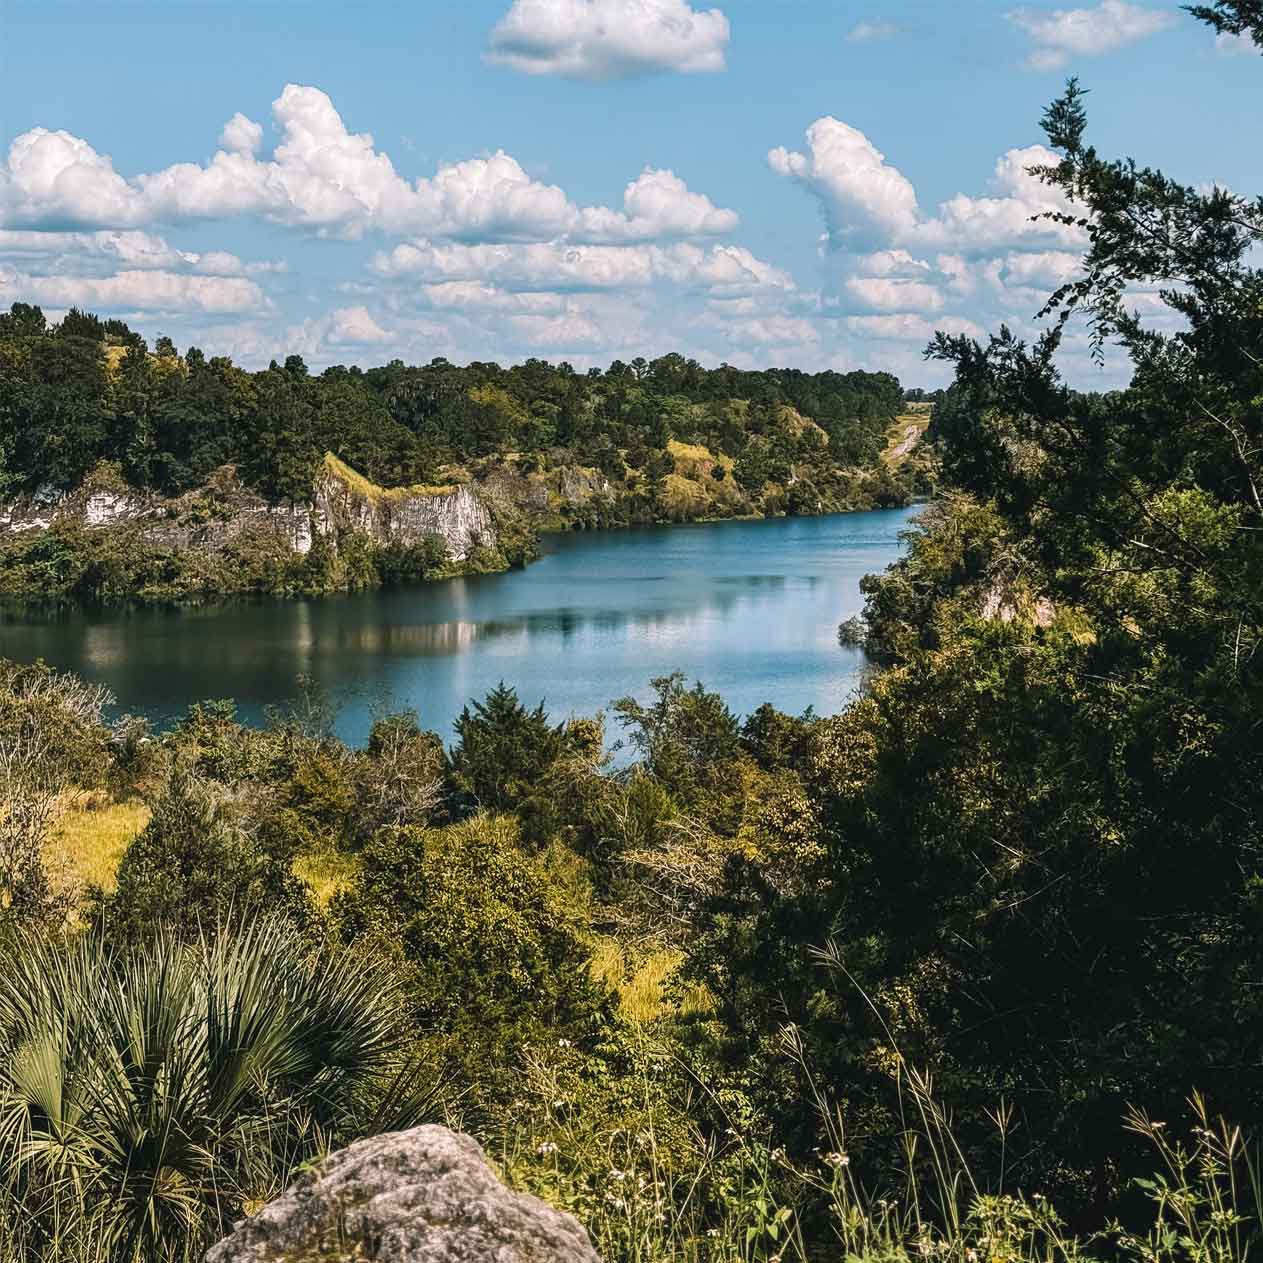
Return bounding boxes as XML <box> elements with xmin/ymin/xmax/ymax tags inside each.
<box><xmin>891</xmin><ymin>423</ymin><xmax>921</xmax><ymax>461</ymax></box>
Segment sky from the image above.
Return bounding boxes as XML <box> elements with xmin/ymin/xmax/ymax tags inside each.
<box><xmin>1</xmin><ymin>0</ymin><xmax>1258</xmax><ymax>388</ymax></box>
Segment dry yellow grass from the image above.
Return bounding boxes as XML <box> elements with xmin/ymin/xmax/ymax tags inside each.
<box><xmin>322</xmin><ymin>452</ymin><xmax>457</xmax><ymax>502</ymax></box>
<box><xmin>657</xmin><ymin>473</ymin><xmax>712</xmax><ymax>520</ymax></box>
<box><xmin>294</xmin><ymin>847</ymin><xmax>360</xmax><ymax>908</ymax></box>
<box><xmin>48</xmin><ymin>796</ymin><xmax>151</xmax><ymax>896</ymax></box>
<box><xmin>883</xmin><ymin>410</ymin><xmax>932</xmax><ymax>469</ymax></box>
<box><xmin>590</xmin><ymin>941</ymin><xmax>713</xmax><ymax>1024</ymax></box>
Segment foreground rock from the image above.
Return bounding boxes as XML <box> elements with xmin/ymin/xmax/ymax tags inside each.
<box><xmin>205</xmin><ymin>1125</ymin><xmax>602</xmax><ymax>1263</ymax></box>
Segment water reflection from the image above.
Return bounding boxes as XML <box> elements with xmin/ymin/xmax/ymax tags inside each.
<box><xmin>0</xmin><ymin>507</ymin><xmax>918</xmax><ymax>744</ymax></box>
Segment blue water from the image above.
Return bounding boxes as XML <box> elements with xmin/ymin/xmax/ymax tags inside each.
<box><xmin>0</xmin><ymin>507</ymin><xmax>918</xmax><ymax>746</ymax></box>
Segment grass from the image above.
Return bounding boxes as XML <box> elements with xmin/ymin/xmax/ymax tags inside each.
<box><xmin>320</xmin><ymin>452</ymin><xmax>458</xmax><ymax>502</ymax></box>
<box><xmin>658</xmin><ymin>474</ymin><xmax>714</xmax><ymax>520</ymax></box>
<box><xmin>293</xmin><ymin>846</ymin><xmax>361</xmax><ymax>908</ymax></box>
<box><xmin>883</xmin><ymin>410</ymin><xmax>933</xmax><ymax>469</ymax></box>
<box><xmin>589</xmin><ymin>941</ymin><xmax>712</xmax><ymax>1025</ymax></box>
<box><xmin>48</xmin><ymin>795</ymin><xmax>150</xmax><ymax>897</ymax></box>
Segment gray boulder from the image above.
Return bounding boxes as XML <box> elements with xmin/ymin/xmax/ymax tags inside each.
<box><xmin>205</xmin><ymin>1125</ymin><xmax>602</xmax><ymax>1263</ymax></box>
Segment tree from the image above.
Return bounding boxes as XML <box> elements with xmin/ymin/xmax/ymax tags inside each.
<box><xmin>449</xmin><ymin>683</ymin><xmax>568</xmax><ymax>814</ymax></box>
<box><xmin>0</xmin><ymin>662</ymin><xmax>112</xmax><ymax>930</ymax></box>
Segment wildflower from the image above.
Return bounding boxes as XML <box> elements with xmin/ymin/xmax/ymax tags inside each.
<box><xmin>536</xmin><ymin>1141</ymin><xmax>559</xmax><ymax>1156</ymax></box>
<box><xmin>823</xmin><ymin>1151</ymin><xmax>849</xmax><ymax>1167</ymax></box>
<box><xmin>557</xmin><ymin>1038</ymin><xmax>571</xmax><ymax>1048</ymax></box>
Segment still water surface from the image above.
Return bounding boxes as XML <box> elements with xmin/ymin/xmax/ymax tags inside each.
<box><xmin>0</xmin><ymin>507</ymin><xmax>918</xmax><ymax>746</ymax></box>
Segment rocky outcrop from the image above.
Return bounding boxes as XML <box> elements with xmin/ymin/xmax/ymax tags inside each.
<box><xmin>206</xmin><ymin>1125</ymin><xmax>602</xmax><ymax>1263</ymax></box>
<box><xmin>0</xmin><ymin>457</ymin><xmax>498</xmax><ymax>565</ymax></box>
<box><xmin>313</xmin><ymin>456</ymin><xmax>493</xmax><ymax>562</ymax></box>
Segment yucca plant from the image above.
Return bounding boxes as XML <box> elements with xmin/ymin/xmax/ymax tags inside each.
<box><xmin>0</xmin><ymin>917</ymin><xmax>434</xmax><ymax>1263</ymax></box>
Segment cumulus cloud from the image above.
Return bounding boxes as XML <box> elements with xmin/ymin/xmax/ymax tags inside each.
<box><xmin>327</xmin><ymin>305</ymin><xmax>392</xmax><ymax>345</ymax></box>
<box><xmin>770</xmin><ymin>117</ymin><xmax>920</xmax><ymax>246</ymax></box>
<box><xmin>845</xmin><ymin>276</ymin><xmax>944</xmax><ymax>312</ymax></box>
<box><xmin>219</xmin><ymin>112</ymin><xmax>264</xmax><ymax>155</ymax></box>
<box><xmin>0</xmin><ymin>266</ymin><xmax>266</xmax><ymax>314</ymax></box>
<box><xmin>585</xmin><ymin>167</ymin><xmax>739</xmax><ymax>241</ymax></box>
<box><xmin>846</xmin><ymin>18</ymin><xmax>902</xmax><ymax>43</ymax></box>
<box><xmin>508</xmin><ymin>310</ymin><xmax>605</xmax><ymax>347</ymax></box>
<box><xmin>0</xmin><ymin>129</ymin><xmax>145</xmax><ymax>228</ymax></box>
<box><xmin>1006</xmin><ymin>0</ymin><xmax>1175</xmax><ymax>71</ymax></box>
<box><xmin>486</xmin><ymin>0</ymin><xmax>729</xmax><ymax>79</ymax></box>
<box><xmin>420</xmin><ymin>281</ymin><xmax>569</xmax><ymax>314</ymax></box>
<box><xmin>371</xmin><ymin>238</ymin><xmax>790</xmax><ymax>296</ymax></box>
<box><xmin>853</xmin><ymin>249</ymin><xmax>932</xmax><ymax>277</ymax></box>
<box><xmin>0</xmin><ymin>85</ymin><xmax>738</xmax><ymax>248</ymax></box>
<box><xmin>844</xmin><ymin>313</ymin><xmax>984</xmax><ymax>341</ymax></box>
<box><xmin>713</xmin><ymin>314</ymin><xmax>820</xmax><ymax>347</ymax></box>
<box><xmin>771</xmin><ymin>118</ymin><xmax>1082</xmax><ymax>254</ymax></box>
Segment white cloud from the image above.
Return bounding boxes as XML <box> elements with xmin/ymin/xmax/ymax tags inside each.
<box><xmin>853</xmin><ymin>248</ymin><xmax>932</xmax><ymax>276</ymax></box>
<box><xmin>844</xmin><ymin>313</ymin><xmax>984</xmax><ymax>341</ymax></box>
<box><xmin>420</xmin><ymin>281</ymin><xmax>568</xmax><ymax>314</ymax></box>
<box><xmin>219</xmin><ymin>112</ymin><xmax>264</xmax><ymax>155</ymax></box>
<box><xmin>0</xmin><ymin>228</ymin><xmax>285</xmax><ymax>288</ymax></box>
<box><xmin>0</xmin><ymin>128</ymin><xmax>146</xmax><ymax>228</ymax></box>
<box><xmin>1</xmin><ymin>85</ymin><xmax>737</xmax><ymax>249</ymax></box>
<box><xmin>770</xmin><ymin>116</ymin><xmax>920</xmax><ymax>246</ymax></box>
<box><xmin>714</xmin><ymin>314</ymin><xmax>820</xmax><ymax>346</ymax></box>
<box><xmin>1006</xmin><ymin>1</ymin><xmax>1175</xmax><ymax>71</ymax></box>
<box><xmin>372</xmin><ymin>239</ymin><xmax>656</xmax><ymax>289</ymax></box>
<box><xmin>772</xmin><ymin>118</ymin><xmax>1083</xmax><ymax>255</ymax></box>
<box><xmin>508</xmin><ymin>310</ymin><xmax>605</xmax><ymax>346</ymax></box>
<box><xmin>486</xmin><ymin>0</ymin><xmax>729</xmax><ymax>79</ymax></box>
<box><xmin>845</xmin><ymin>276</ymin><xmax>944</xmax><ymax>312</ymax></box>
<box><xmin>371</xmin><ymin>238</ymin><xmax>791</xmax><ymax>296</ymax></box>
<box><xmin>990</xmin><ymin>249</ymin><xmax>1083</xmax><ymax>288</ymax></box>
<box><xmin>846</xmin><ymin>18</ymin><xmax>902</xmax><ymax>43</ymax></box>
<box><xmin>583</xmin><ymin>167</ymin><xmax>739</xmax><ymax>241</ymax></box>
<box><xmin>0</xmin><ymin>266</ymin><xmax>266</xmax><ymax>314</ymax></box>
<box><xmin>327</xmin><ymin>305</ymin><xmax>392</xmax><ymax>345</ymax></box>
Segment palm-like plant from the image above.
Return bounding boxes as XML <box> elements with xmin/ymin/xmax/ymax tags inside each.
<box><xmin>0</xmin><ymin>918</ymin><xmax>430</xmax><ymax>1263</ymax></box>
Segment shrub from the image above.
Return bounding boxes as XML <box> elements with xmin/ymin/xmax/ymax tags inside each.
<box><xmin>0</xmin><ymin>918</ymin><xmax>434</xmax><ymax>1262</ymax></box>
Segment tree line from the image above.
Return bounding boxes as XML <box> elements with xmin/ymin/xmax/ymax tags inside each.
<box><xmin>0</xmin><ymin>303</ymin><xmax>904</xmax><ymax>505</ymax></box>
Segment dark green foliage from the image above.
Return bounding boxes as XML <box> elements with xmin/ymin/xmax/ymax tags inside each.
<box><xmin>0</xmin><ymin>309</ymin><xmax>904</xmax><ymax>509</ymax></box>
<box><xmin>449</xmin><ymin>682</ymin><xmax>569</xmax><ymax>815</ymax></box>
<box><xmin>103</xmin><ymin>767</ymin><xmax>316</xmax><ymax>944</ymax></box>
<box><xmin>613</xmin><ymin>674</ymin><xmax>743</xmax><ymax>824</ymax></box>
<box><xmin>333</xmin><ymin>816</ymin><xmax>613</xmax><ymax>1113</ymax></box>
<box><xmin>0</xmin><ymin>918</ymin><xmax>433</xmax><ymax>1261</ymax></box>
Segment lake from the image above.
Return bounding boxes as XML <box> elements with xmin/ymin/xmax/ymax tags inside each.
<box><xmin>0</xmin><ymin>506</ymin><xmax>918</xmax><ymax>747</ymax></box>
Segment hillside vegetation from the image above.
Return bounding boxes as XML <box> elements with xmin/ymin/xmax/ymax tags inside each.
<box><xmin>2</xmin><ymin>7</ymin><xmax>1263</xmax><ymax>1261</ymax></box>
<box><xmin>0</xmin><ymin>316</ymin><xmax>924</xmax><ymax>605</ymax></box>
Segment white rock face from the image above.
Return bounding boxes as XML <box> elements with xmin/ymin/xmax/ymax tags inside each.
<box><xmin>205</xmin><ymin>1125</ymin><xmax>602</xmax><ymax>1263</ymax></box>
<box><xmin>312</xmin><ymin>470</ymin><xmax>494</xmax><ymax>562</ymax></box>
<box><xmin>83</xmin><ymin>490</ymin><xmax>140</xmax><ymax>527</ymax></box>
<box><xmin>0</xmin><ymin>462</ymin><xmax>500</xmax><ymax>569</ymax></box>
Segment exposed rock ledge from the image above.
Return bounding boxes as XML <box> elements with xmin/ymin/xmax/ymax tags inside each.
<box><xmin>0</xmin><ymin>455</ymin><xmax>497</xmax><ymax>565</ymax></box>
<box><xmin>206</xmin><ymin>1125</ymin><xmax>602</xmax><ymax>1263</ymax></box>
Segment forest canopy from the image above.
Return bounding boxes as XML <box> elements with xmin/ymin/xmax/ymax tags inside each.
<box><xmin>0</xmin><ymin>305</ymin><xmax>904</xmax><ymax>504</ymax></box>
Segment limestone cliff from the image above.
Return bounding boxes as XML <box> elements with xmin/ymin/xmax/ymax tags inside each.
<box><xmin>312</xmin><ymin>455</ymin><xmax>494</xmax><ymax>561</ymax></box>
<box><xmin>0</xmin><ymin>456</ymin><xmax>496</xmax><ymax>564</ymax></box>
<box><xmin>0</xmin><ymin>457</ymin><xmax>505</xmax><ymax>606</ymax></box>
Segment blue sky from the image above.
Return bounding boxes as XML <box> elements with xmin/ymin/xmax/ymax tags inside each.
<box><xmin>1</xmin><ymin>0</ymin><xmax>1257</xmax><ymax>386</ymax></box>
